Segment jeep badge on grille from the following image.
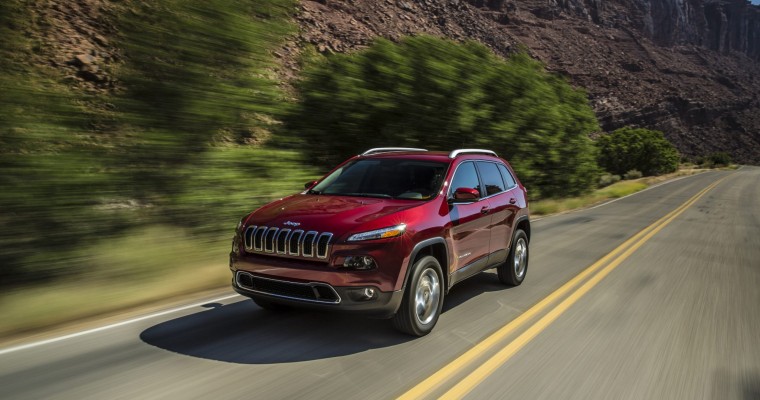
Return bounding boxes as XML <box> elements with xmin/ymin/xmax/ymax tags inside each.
<box><xmin>283</xmin><ymin>221</ymin><xmax>300</xmax><ymax>227</ymax></box>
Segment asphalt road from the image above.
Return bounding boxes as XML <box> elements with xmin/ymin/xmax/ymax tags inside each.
<box><xmin>2</xmin><ymin>167</ymin><xmax>759</xmax><ymax>400</ymax></box>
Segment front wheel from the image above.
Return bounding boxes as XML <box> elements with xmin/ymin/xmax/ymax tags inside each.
<box><xmin>498</xmin><ymin>229</ymin><xmax>529</xmax><ymax>286</ymax></box>
<box><xmin>392</xmin><ymin>256</ymin><xmax>444</xmax><ymax>336</ymax></box>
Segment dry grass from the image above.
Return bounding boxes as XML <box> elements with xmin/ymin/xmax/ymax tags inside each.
<box><xmin>0</xmin><ymin>226</ymin><xmax>231</xmax><ymax>338</ymax></box>
<box><xmin>530</xmin><ymin>167</ymin><xmax>710</xmax><ymax>216</ymax></box>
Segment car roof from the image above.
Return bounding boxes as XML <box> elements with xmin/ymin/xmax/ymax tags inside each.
<box><xmin>359</xmin><ymin>150</ymin><xmax>503</xmax><ymax>163</ymax></box>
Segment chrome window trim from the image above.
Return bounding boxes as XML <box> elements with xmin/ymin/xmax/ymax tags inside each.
<box><xmin>447</xmin><ymin>160</ymin><xmax>517</xmax><ymax>202</ymax></box>
<box><xmin>235</xmin><ymin>271</ymin><xmax>341</xmax><ymax>305</ymax></box>
<box><xmin>362</xmin><ymin>147</ymin><xmax>428</xmax><ymax>156</ymax></box>
<box><xmin>495</xmin><ymin>162</ymin><xmax>517</xmax><ymax>190</ymax></box>
<box><xmin>447</xmin><ymin>160</ymin><xmax>484</xmax><ymax>202</ymax></box>
<box><xmin>475</xmin><ymin>160</ymin><xmax>513</xmax><ymax>198</ymax></box>
<box><xmin>316</xmin><ymin>232</ymin><xmax>333</xmax><ymax>259</ymax></box>
<box><xmin>480</xmin><ymin>160</ymin><xmax>518</xmax><ymax>192</ymax></box>
<box><xmin>449</xmin><ymin>149</ymin><xmax>498</xmax><ymax>158</ymax></box>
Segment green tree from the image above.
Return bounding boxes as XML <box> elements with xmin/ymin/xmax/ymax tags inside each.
<box><xmin>597</xmin><ymin>127</ymin><xmax>679</xmax><ymax>176</ymax></box>
<box><xmin>286</xmin><ymin>36</ymin><xmax>600</xmax><ymax>198</ymax></box>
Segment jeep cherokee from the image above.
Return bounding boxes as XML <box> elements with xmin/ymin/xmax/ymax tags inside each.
<box><xmin>230</xmin><ymin>148</ymin><xmax>530</xmax><ymax>336</ymax></box>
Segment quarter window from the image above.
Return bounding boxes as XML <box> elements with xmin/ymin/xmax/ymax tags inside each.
<box><xmin>497</xmin><ymin>163</ymin><xmax>516</xmax><ymax>188</ymax></box>
<box><xmin>449</xmin><ymin>162</ymin><xmax>481</xmax><ymax>198</ymax></box>
<box><xmin>477</xmin><ymin>162</ymin><xmax>506</xmax><ymax>196</ymax></box>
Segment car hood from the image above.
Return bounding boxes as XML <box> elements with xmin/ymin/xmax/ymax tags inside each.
<box><xmin>246</xmin><ymin>194</ymin><xmax>420</xmax><ymax>238</ymax></box>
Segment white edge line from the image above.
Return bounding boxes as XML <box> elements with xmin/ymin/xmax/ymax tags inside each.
<box><xmin>0</xmin><ymin>293</ymin><xmax>242</xmax><ymax>356</ymax></box>
<box><xmin>532</xmin><ymin>171</ymin><xmax>711</xmax><ymax>222</ymax></box>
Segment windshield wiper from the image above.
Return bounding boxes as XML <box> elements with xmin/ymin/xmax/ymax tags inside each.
<box><xmin>307</xmin><ymin>189</ymin><xmax>322</xmax><ymax>195</ymax></box>
<box><xmin>340</xmin><ymin>193</ymin><xmax>393</xmax><ymax>199</ymax></box>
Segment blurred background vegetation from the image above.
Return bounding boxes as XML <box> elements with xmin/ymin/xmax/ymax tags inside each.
<box><xmin>0</xmin><ymin>0</ymin><xmax>724</xmax><ymax>333</ymax></box>
<box><xmin>1</xmin><ymin>0</ymin><xmax>309</xmax><ymax>292</ymax></box>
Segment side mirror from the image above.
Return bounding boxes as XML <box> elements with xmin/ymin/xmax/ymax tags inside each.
<box><xmin>304</xmin><ymin>180</ymin><xmax>318</xmax><ymax>189</ymax></box>
<box><xmin>451</xmin><ymin>187</ymin><xmax>479</xmax><ymax>202</ymax></box>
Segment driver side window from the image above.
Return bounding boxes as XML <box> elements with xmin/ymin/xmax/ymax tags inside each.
<box><xmin>449</xmin><ymin>162</ymin><xmax>481</xmax><ymax>198</ymax></box>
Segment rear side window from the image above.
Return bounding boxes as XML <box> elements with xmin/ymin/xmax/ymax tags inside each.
<box><xmin>497</xmin><ymin>163</ymin><xmax>516</xmax><ymax>188</ymax></box>
<box><xmin>476</xmin><ymin>162</ymin><xmax>506</xmax><ymax>196</ymax></box>
<box><xmin>449</xmin><ymin>162</ymin><xmax>481</xmax><ymax>197</ymax></box>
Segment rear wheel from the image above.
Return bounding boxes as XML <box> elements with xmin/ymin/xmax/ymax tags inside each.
<box><xmin>392</xmin><ymin>256</ymin><xmax>444</xmax><ymax>336</ymax></box>
<box><xmin>498</xmin><ymin>229</ymin><xmax>529</xmax><ymax>286</ymax></box>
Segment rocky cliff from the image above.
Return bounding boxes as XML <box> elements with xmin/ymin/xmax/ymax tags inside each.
<box><xmin>292</xmin><ymin>0</ymin><xmax>760</xmax><ymax>163</ymax></box>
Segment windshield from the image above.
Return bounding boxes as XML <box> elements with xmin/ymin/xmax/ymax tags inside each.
<box><xmin>310</xmin><ymin>158</ymin><xmax>449</xmax><ymax>200</ymax></box>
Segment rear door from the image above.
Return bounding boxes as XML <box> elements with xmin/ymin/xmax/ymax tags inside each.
<box><xmin>475</xmin><ymin>161</ymin><xmax>518</xmax><ymax>266</ymax></box>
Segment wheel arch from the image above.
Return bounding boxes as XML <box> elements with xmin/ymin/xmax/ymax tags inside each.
<box><xmin>402</xmin><ymin>237</ymin><xmax>449</xmax><ymax>293</ymax></box>
<box><xmin>515</xmin><ymin>216</ymin><xmax>531</xmax><ymax>243</ymax></box>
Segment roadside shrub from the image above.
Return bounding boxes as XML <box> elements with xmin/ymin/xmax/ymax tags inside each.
<box><xmin>694</xmin><ymin>155</ymin><xmax>711</xmax><ymax>168</ymax></box>
<box><xmin>597</xmin><ymin>127</ymin><xmax>679</xmax><ymax>176</ymax></box>
<box><xmin>708</xmin><ymin>152</ymin><xmax>731</xmax><ymax>167</ymax></box>
<box><xmin>623</xmin><ymin>169</ymin><xmax>643</xmax><ymax>180</ymax></box>
<box><xmin>598</xmin><ymin>173</ymin><xmax>621</xmax><ymax>187</ymax></box>
<box><xmin>287</xmin><ymin>35</ymin><xmax>600</xmax><ymax>198</ymax></box>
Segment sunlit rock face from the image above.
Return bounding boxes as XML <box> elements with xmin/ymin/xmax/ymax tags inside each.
<box><xmin>536</xmin><ymin>0</ymin><xmax>760</xmax><ymax>60</ymax></box>
<box><xmin>295</xmin><ymin>0</ymin><xmax>760</xmax><ymax>163</ymax></box>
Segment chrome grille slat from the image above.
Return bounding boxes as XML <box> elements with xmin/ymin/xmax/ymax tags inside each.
<box><xmin>275</xmin><ymin>229</ymin><xmax>290</xmax><ymax>254</ymax></box>
<box><xmin>302</xmin><ymin>231</ymin><xmax>318</xmax><ymax>258</ymax></box>
<box><xmin>242</xmin><ymin>226</ymin><xmax>333</xmax><ymax>260</ymax></box>
<box><xmin>264</xmin><ymin>227</ymin><xmax>278</xmax><ymax>253</ymax></box>
<box><xmin>244</xmin><ymin>226</ymin><xmax>256</xmax><ymax>250</ymax></box>
<box><xmin>288</xmin><ymin>230</ymin><xmax>303</xmax><ymax>256</ymax></box>
<box><xmin>316</xmin><ymin>233</ymin><xmax>333</xmax><ymax>259</ymax></box>
<box><xmin>253</xmin><ymin>226</ymin><xmax>267</xmax><ymax>251</ymax></box>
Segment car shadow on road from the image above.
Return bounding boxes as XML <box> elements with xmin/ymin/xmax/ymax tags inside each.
<box><xmin>140</xmin><ymin>271</ymin><xmax>511</xmax><ymax>364</ymax></box>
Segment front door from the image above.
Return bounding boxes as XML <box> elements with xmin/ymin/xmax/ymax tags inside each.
<box><xmin>446</xmin><ymin>161</ymin><xmax>492</xmax><ymax>276</ymax></box>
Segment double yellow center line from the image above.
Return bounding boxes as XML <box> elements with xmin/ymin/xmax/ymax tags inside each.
<box><xmin>398</xmin><ymin>175</ymin><xmax>729</xmax><ymax>400</ymax></box>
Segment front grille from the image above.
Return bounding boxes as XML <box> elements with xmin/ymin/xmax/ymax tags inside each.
<box><xmin>235</xmin><ymin>271</ymin><xmax>340</xmax><ymax>304</ymax></box>
<box><xmin>244</xmin><ymin>225</ymin><xmax>333</xmax><ymax>259</ymax></box>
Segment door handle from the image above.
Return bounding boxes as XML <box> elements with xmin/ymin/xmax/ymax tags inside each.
<box><xmin>509</xmin><ymin>198</ymin><xmax>516</xmax><ymax>205</ymax></box>
<box><xmin>480</xmin><ymin>206</ymin><xmax>490</xmax><ymax>214</ymax></box>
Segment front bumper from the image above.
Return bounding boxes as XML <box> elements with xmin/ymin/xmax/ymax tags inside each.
<box><xmin>232</xmin><ymin>270</ymin><xmax>403</xmax><ymax>318</ymax></box>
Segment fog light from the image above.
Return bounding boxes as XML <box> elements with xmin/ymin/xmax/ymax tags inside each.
<box><xmin>347</xmin><ymin>287</ymin><xmax>378</xmax><ymax>301</ymax></box>
<box><xmin>343</xmin><ymin>255</ymin><xmax>377</xmax><ymax>270</ymax></box>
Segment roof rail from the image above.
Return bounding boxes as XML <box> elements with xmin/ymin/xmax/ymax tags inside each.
<box><xmin>449</xmin><ymin>149</ymin><xmax>498</xmax><ymax>158</ymax></box>
<box><xmin>362</xmin><ymin>147</ymin><xmax>428</xmax><ymax>156</ymax></box>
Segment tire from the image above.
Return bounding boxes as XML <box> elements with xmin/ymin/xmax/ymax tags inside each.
<box><xmin>392</xmin><ymin>255</ymin><xmax>445</xmax><ymax>336</ymax></box>
<box><xmin>253</xmin><ymin>298</ymin><xmax>289</xmax><ymax>311</ymax></box>
<box><xmin>498</xmin><ymin>229</ymin><xmax>529</xmax><ymax>286</ymax></box>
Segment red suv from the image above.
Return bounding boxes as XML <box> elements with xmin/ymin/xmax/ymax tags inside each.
<box><xmin>230</xmin><ymin>148</ymin><xmax>530</xmax><ymax>336</ymax></box>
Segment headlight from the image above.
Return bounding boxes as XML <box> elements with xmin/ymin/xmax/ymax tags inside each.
<box><xmin>347</xmin><ymin>224</ymin><xmax>406</xmax><ymax>242</ymax></box>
